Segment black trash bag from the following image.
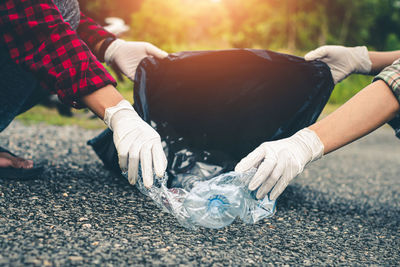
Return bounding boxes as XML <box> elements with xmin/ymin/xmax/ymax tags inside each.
<box><xmin>88</xmin><ymin>49</ymin><xmax>334</xmax><ymax>185</ymax></box>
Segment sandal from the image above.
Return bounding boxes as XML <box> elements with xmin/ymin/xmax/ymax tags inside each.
<box><xmin>0</xmin><ymin>146</ymin><xmax>44</xmax><ymax>180</ymax></box>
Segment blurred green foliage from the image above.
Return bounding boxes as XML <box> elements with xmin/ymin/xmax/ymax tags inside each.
<box><xmin>80</xmin><ymin>0</ymin><xmax>400</xmax><ymax>52</ymax></box>
<box><xmin>78</xmin><ymin>0</ymin><xmax>400</xmax><ymax>104</ymax></box>
<box><xmin>329</xmin><ymin>75</ymin><xmax>373</xmax><ymax>104</ymax></box>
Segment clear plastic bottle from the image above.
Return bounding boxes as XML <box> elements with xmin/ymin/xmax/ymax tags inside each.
<box><xmin>183</xmin><ymin>169</ymin><xmax>276</xmax><ymax>229</ymax></box>
<box><xmin>126</xmin><ymin>167</ymin><xmax>276</xmax><ymax>229</ymax></box>
<box><xmin>183</xmin><ymin>179</ymin><xmax>245</xmax><ymax>229</ymax></box>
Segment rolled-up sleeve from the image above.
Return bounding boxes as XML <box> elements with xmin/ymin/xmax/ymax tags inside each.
<box><xmin>374</xmin><ymin>58</ymin><xmax>400</xmax><ymax>102</ymax></box>
<box><xmin>374</xmin><ymin>58</ymin><xmax>400</xmax><ymax>138</ymax></box>
<box><xmin>0</xmin><ymin>0</ymin><xmax>116</xmax><ymax>108</ymax></box>
<box><xmin>77</xmin><ymin>12</ymin><xmax>116</xmax><ymax>61</ymax></box>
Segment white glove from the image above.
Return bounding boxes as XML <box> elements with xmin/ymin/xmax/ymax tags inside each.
<box><xmin>104</xmin><ymin>100</ymin><xmax>167</xmax><ymax>188</ymax></box>
<box><xmin>105</xmin><ymin>39</ymin><xmax>168</xmax><ymax>81</ymax></box>
<box><xmin>305</xmin><ymin>45</ymin><xmax>372</xmax><ymax>84</ymax></box>
<box><xmin>235</xmin><ymin>128</ymin><xmax>324</xmax><ymax>200</ymax></box>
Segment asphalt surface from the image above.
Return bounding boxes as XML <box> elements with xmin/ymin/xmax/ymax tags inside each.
<box><xmin>0</xmin><ymin>121</ymin><xmax>399</xmax><ymax>266</ymax></box>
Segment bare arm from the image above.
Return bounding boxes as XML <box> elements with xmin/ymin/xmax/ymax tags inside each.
<box><xmin>309</xmin><ymin>80</ymin><xmax>400</xmax><ymax>154</ymax></box>
<box><xmin>235</xmin><ymin>80</ymin><xmax>400</xmax><ymax>200</ymax></box>
<box><xmin>81</xmin><ymin>85</ymin><xmax>124</xmax><ymax>119</ymax></box>
<box><xmin>305</xmin><ymin>46</ymin><xmax>400</xmax><ymax>153</ymax></box>
<box><xmin>240</xmin><ymin>46</ymin><xmax>400</xmax><ymax>200</ymax></box>
<box><xmin>369</xmin><ymin>51</ymin><xmax>400</xmax><ymax>75</ymax></box>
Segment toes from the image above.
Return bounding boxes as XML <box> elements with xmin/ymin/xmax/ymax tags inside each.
<box><xmin>22</xmin><ymin>160</ymin><xmax>34</xmax><ymax>169</ymax></box>
<box><xmin>12</xmin><ymin>158</ymin><xmax>33</xmax><ymax>169</ymax></box>
<box><xmin>0</xmin><ymin>152</ymin><xmax>34</xmax><ymax>169</ymax></box>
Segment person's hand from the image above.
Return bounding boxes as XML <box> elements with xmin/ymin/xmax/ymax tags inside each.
<box><xmin>305</xmin><ymin>45</ymin><xmax>372</xmax><ymax>84</ymax></box>
<box><xmin>235</xmin><ymin>129</ymin><xmax>324</xmax><ymax>200</ymax></box>
<box><xmin>105</xmin><ymin>39</ymin><xmax>168</xmax><ymax>81</ymax></box>
<box><xmin>104</xmin><ymin>100</ymin><xmax>167</xmax><ymax>188</ymax></box>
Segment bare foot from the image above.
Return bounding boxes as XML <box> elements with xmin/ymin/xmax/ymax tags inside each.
<box><xmin>0</xmin><ymin>152</ymin><xmax>33</xmax><ymax>169</ymax></box>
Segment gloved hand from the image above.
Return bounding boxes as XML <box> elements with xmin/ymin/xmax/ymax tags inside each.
<box><xmin>235</xmin><ymin>128</ymin><xmax>324</xmax><ymax>200</ymax></box>
<box><xmin>105</xmin><ymin>39</ymin><xmax>168</xmax><ymax>81</ymax></box>
<box><xmin>305</xmin><ymin>45</ymin><xmax>372</xmax><ymax>84</ymax></box>
<box><xmin>104</xmin><ymin>100</ymin><xmax>167</xmax><ymax>188</ymax></box>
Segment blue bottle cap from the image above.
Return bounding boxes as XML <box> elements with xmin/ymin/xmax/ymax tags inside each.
<box><xmin>207</xmin><ymin>195</ymin><xmax>229</xmax><ymax>216</ymax></box>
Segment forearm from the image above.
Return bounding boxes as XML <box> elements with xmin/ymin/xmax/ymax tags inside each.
<box><xmin>94</xmin><ymin>38</ymin><xmax>106</xmax><ymax>57</ymax></box>
<box><xmin>309</xmin><ymin>80</ymin><xmax>400</xmax><ymax>154</ymax></box>
<box><xmin>81</xmin><ymin>85</ymin><xmax>124</xmax><ymax>119</ymax></box>
<box><xmin>369</xmin><ymin>51</ymin><xmax>400</xmax><ymax>75</ymax></box>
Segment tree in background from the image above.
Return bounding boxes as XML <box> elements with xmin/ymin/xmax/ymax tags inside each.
<box><xmin>78</xmin><ymin>0</ymin><xmax>400</xmax><ymax>52</ymax></box>
<box><xmin>367</xmin><ymin>0</ymin><xmax>400</xmax><ymax>50</ymax></box>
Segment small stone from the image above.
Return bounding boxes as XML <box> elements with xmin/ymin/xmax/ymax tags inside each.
<box><xmin>78</xmin><ymin>217</ymin><xmax>88</xmax><ymax>222</ymax></box>
<box><xmin>25</xmin><ymin>258</ymin><xmax>41</xmax><ymax>265</ymax></box>
<box><xmin>69</xmin><ymin>256</ymin><xmax>83</xmax><ymax>261</ymax></box>
<box><xmin>62</xmin><ymin>193</ymin><xmax>68</xmax><ymax>197</ymax></box>
<box><xmin>247</xmin><ymin>259</ymin><xmax>255</xmax><ymax>264</ymax></box>
<box><xmin>92</xmin><ymin>241</ymin><xmax>99</xmax><ymax>246</ymax></box>
<box><xmin>82</xmin><ymin>223</ymin><xmax>91</xmax><ymax>228</ymax></box>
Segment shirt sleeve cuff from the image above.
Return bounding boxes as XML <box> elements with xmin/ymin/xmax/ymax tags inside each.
<box><xmin>373</xmin><ymin>58</ymin><xmax>400</xmax><ymax>138</ymax></box>
<box><xmin>373</xmin><ymin>59</ymin><xmax>400</xmax><ymax>103</ymax></box>
<box><xmin>56</xmin><ymin>66</ymin><xmax>117</xmax><ymax>109</ymax></box>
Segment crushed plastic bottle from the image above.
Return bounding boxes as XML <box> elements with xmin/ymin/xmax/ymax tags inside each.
<box><xmin>183</xmin><ymin>179</ymin><xmax>244</xmax><ymax>229</ymax></box>
<box><xmin>125</xmin><ymin>167</ymin><xmax>276</xmax><ymax>229</ymax></box>
<box><xmin>183</xmin><ymin>169</ymin><xmax>276</xmax><ymax>229</ymax></box>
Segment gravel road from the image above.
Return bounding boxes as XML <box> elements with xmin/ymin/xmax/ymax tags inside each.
<box><xmin>0</xmin><ymin>121</ymin><xmax>399</xmax><ymax>266</ymax></box>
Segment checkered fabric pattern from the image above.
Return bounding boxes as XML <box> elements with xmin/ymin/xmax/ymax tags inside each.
<box><xmin>374</xmin><ymin>58</ymin><xmax>400</xmax><ymax>103</ymax></box>
<box><xmin>77</xmin><ymin>12</ymin><xmax>116</xmax><ymax>58</ymax></box>
<box><xmin>0</xmin><ymin>0</ymin><xmax>117</xmax><ymax>108</ymax></box>
<box><xmin>374</xmin><ymin>58</ymin><xmax>400</xmax><ymax>138</ymax></box>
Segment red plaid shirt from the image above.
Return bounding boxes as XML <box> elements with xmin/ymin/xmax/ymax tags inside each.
<box><xmin>0</xmin><ymin>0</ymin><xmax>117</xmax><ymax>108</ymax></box>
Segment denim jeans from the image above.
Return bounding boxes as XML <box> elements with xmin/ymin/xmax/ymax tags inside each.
<box><xmin>0</xmin><ymin>0</ymin><xmax>80</xmax><ymax>133</ymax></box>
<box><xmin>54</xmin><ymin>0</ymin><xmax>81</xmax><ymax>31</ymax></box>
